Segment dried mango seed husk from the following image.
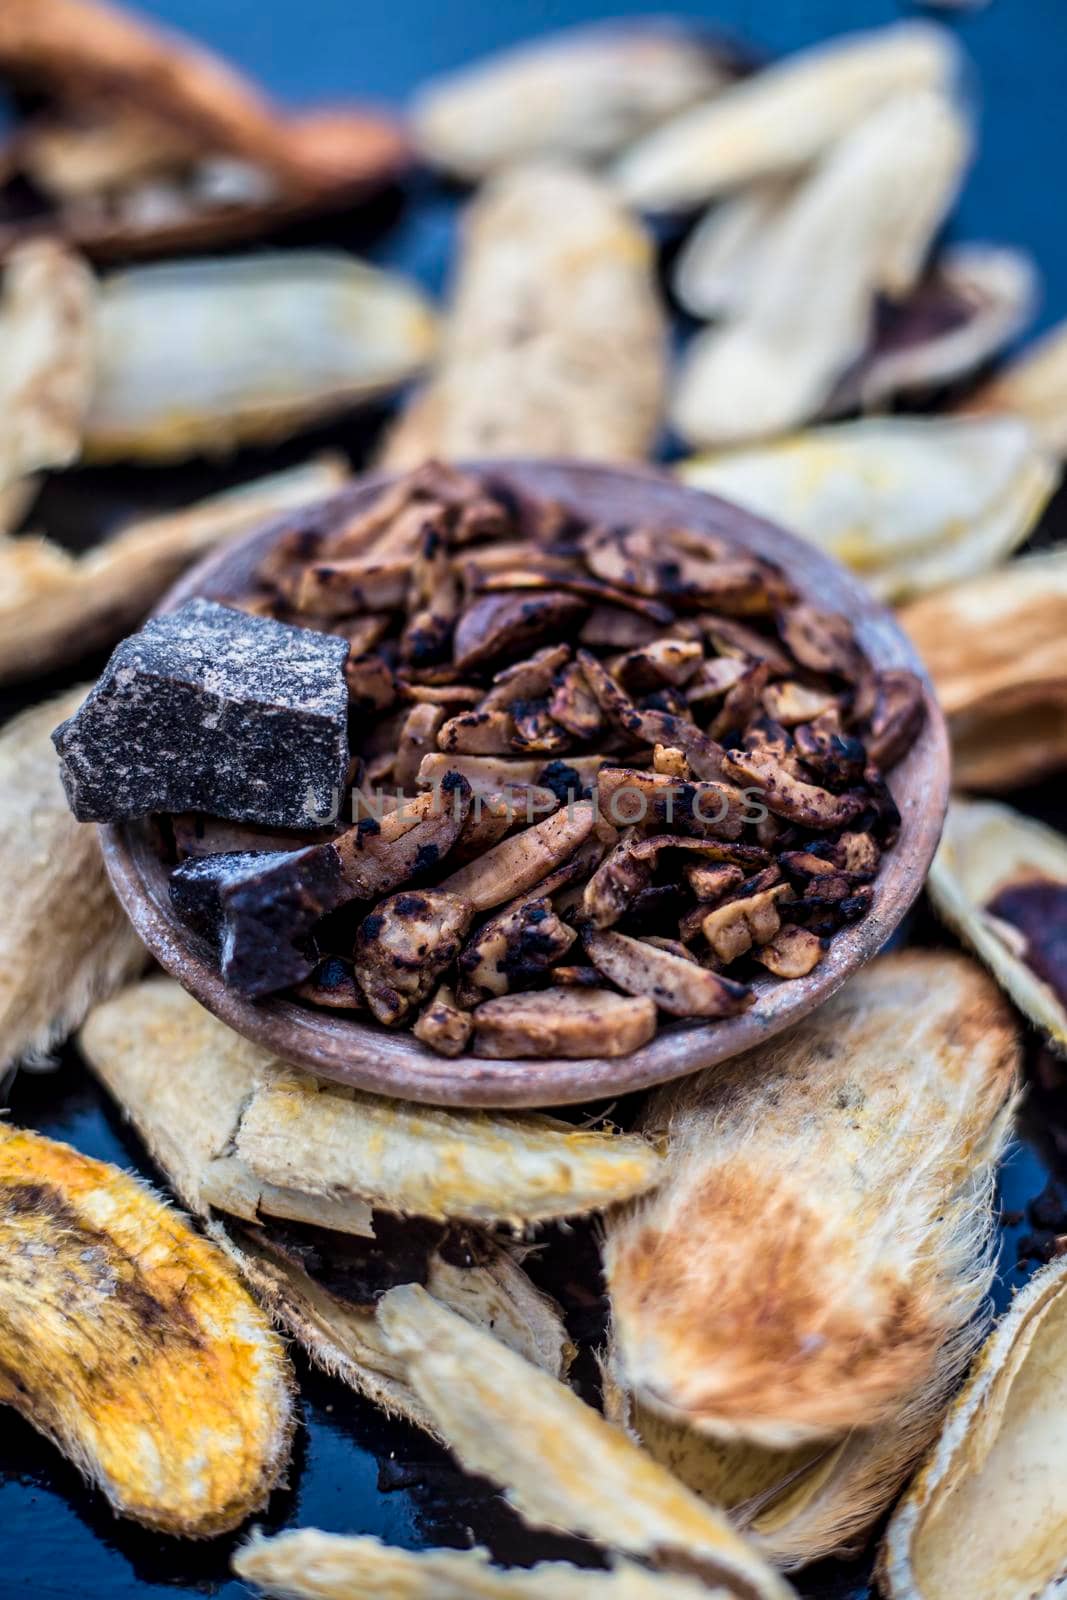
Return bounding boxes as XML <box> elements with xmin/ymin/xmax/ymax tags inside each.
<box><xmin>0</xmin><ymin>238</ymin><xmax>95</xmax><ymax>520</ymax></box>
<box><xmin>901</xmin><ymin>546</ymin><xmax>1067</xmax><ymax>783</ymax></box>
<box><xmin>670</xmin><ymin>88</ymin><xmax>972</xmax><ymax>448</ymax></box>
<box><xmin>679</xmin><ymin>416</ymin><xmax>1058</xmax><ymax>604</ymax></box>
<box><xmin>611</xmin><ymin>20</ymin><xmax>959</xmax><ymax>212</ymax></box>
<box><xmin>235</xmin><ymin>1531</ymin><xmax>731</xmax><ymax>1600</ymax></box>
<box><xmin>604</xmin><ymin>951</ymin><xmax>1019</xmax><ymax>1447</ymax></box>
<box><xmin>0</xmin><ymin>456</ymin><xmax>348</xmax><ymax>684</ymax></box>
<box><xmin>155</xmin><ymin>462</ymin><xmax>927</xmax><ymax>1057</ymax></box>
<box><xmin>0</xmin><ymin>0</ymin><xmax>409</xmax><ymax>258</ymax></box>
<box><xmin>608</xmin><ymin>1264</ymin><xmax>992</xmax><ymax>1570</ymax></box>
<box><xmin>0</xmin><ymin>1122</ymin><xmax>294</xmax><ymax>1536</ymax></box>
<box><xmin>377</xmin><ymin>1284</ymin><xmax>796</xmax><ymax>1600</ymax></box>
<box><xmin>964</xmin><ymin>314</ymin><xmax>1067</xmax><ymax>454</ymax></box>
<box><xmin>412</xmin><ymin>19</ymin><xmax>749</xmax><ymax>180</ymax></box>
<box><xmin>78</xmin><ymin>979</ymin><xmax>573</xmax><ymax>1417</ymax></box>
<box><xmin>381</xmin><ymin>164</ymin><xmax>667</xmax><ymax>466</ymax></box>
<box><xmin>879</xmin><ymin>1253</ymin><xmax>1067</xmax><ymax>1600</ymax></box>
<box><xmin>81</xmin><ymin>976</ymin><xmax>663</xmax><ymax>1226</ymax></box>
<box><xmin>927</xmin><ymin>798</ymin><xmax>1067</xmax><ymax>1052</ymax></box>
<box><xmin>0</xmin><ymin>687</ymin><xmax>145</xmax><ymax>1075</ymax></box>
<box><xmin>82</xmin><ymin>252</ymin><xmax>437</xmax><ymax>462</ymax></box>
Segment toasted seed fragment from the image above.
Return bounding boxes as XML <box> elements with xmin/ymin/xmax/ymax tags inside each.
<box><xmin>235</xmin><ymin>1530</ymin><xmax>726</xmax><ymax>1600</ymax></box>
<box><xmin>671</xmin><ymin>90</ymin><xmax>971</xmax><ymax>447</ymax></box>
<box><xmin>354</xmin><ymin>890</ymin><xmax>473</xmax><ymax>1025</ymax></box>
<box><xmin>377</xmin><ymin>1285</ymin><xmax>794</xmax><ymax>1599</ymax></box>
<box><xmin>612</xmin><ymin>22</ymin><xmax>958</xmax><ymax>211</ymax></box>
<box><xmin>459</xmin><ymin>896</ymin><xmax>576</xmax><ymax>1004</ymax></box>
<box><xmin>584</xmin><ymin>928</ymin><xmax>752</xmax><ymax>1018</ymax></box>
<box><xmin>965</xmin><ymin>315</ymin><xmax>1067</xmax><ymax>454</ymax></box>
<box><xmin>412</xmin><ymin>983</ymin><xmax>472</xmax><ymax>1058</ymax></box>
<box><xmin>754</xmin><ymin>926</ymin><xmax>823</xmax><ymax>980</ymax></box>
<box><xmin>0</xmin><ymin>457</ymin><xmax>347</xmax><ymax>684</ymax></box>
<box><xmin>472</xmin><ymin>986</ymin><xmax>657</xmax><ymax>1059</ymax></box>
<box><xmin>419</xmin><ymin>751</ymin><xmax>603</xmax><ymax>800</ymax></box>
<box><xmin>453</xmin><ymin>591</ymin><xmax>587</xmax><ymax>674</ymax></box>
<box><xmin>721</xmin><ymin>746</ymin><xmax>862</xmax><ymax>830</ymax></box>
<box><xmin>382</xmin><ymin>164</ymin><xmax>667</xmax><ymax>466</ymax></box>
<box><xmin>412</xmin><ymin>20</ymin><xmax>744</xmax><ymax>179</ymax></box>
<box><xmin>901</xmin><ymin>546</ymin><xmax>1067</xmax><ymax>785</ymax></box>
<box><xmin>0</xmin><ymin>1123</ymin><xmax>293</xmax><ymax>1536</ymax></box>
<box><xmin>604</xmin><ymin>952</ymin><xmax>1019</xmax><ymax>1447</ymax></box>
<box><xmin>927</xmin><ymin>798</ymin><xmax>1067</xmax><ymax>1051</ymax></box>
<box><xmin>0</xmin><ymin>240</ymin><xmax>95</xmax><ymax>507</ymax></box>
<box><xmin>440</xmin><ymin>802</ymin><xmax>594</xmax><ymax>911</ymax></box>
<box><xmin>701</xmin><ymin>884</ymin><xmax>792</xmax><ymax>964</ymax></box>
<box><xmin>680</xmin><ymin>416</ymin><xmax>1057</xmax><ymax>603</ymax></box>
<box><xmin>879</xmin><ymin>1254</ymin><xmax>1067</xmax><ymax>1600</ymax></box>
<box><xmin>80</xmin><ymin>977</ymin><xmax>372</xmax><ymax>1234</ymax></box>
<box><xmin>83</xmin><ymin>253</ymin><xmax>436</xmax><ymax>461</ymax></box>
<box><xmin>0</xmin><ymin>688</ymin><xmax>145</xmax><ymax>1073</ymax></box>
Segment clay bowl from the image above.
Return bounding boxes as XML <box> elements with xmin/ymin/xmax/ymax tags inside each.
<box><xmin>100</xmin><ymin>458</ymin><xmax>950</xmax><ymax>1109</ymax></box>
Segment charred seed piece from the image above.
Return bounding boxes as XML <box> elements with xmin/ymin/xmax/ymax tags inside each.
<box><xmin>438</xmin><ymin>708</ymin><xmax>515</xmax><ymax>755</ymax></box>
<box><xmin>722</xmin><ymin>746</ymin><xmax>864</xmax><ymax>830</ymax></box>
<box><xmin>549</xmin><ymin>660</ymin><xmax>604</xmax><ymax>739</ymax></box>
<box><xmin>413</xmin><ymin>984</ymin><xmax>473</xmax><ymax>1057</ymax></box>
<box><xmin>170</xmin><ymin>847</ymin><xmax>345</xmax><ymax>997</ymax></box>
<box><xmin>472</xmin><ymin>987</ymin><xmax>657</xmax><ymax>1059</ymax></box>
<box><xmin>345</xmin><ymin>652</ymin><xmax>396</xmax><ymax>714</ymax></box>
<box><xmin>354</xmin><ymin>890</ymin><xmax>473</xmax><ymax>1026</ymax></box>
<box><xmin>294</xmin><ymin>957</ymin><xmax>362</xmax><ymax>1010</ymax></box>
<box><xmin>754</xmin><ymin>924</ymin><xmax>825</xmax><ymax>978</ymax></box>
<box><xmin>439</xmin><ymin>803</ymin><xmax>595</xmax><ymax>911</ymax></box>
<box><xmin>584</xmin><ymin>928</ymin><xmax>752</xmax><ymax>1018</ymax></box>
<box><xmin>453</xmin><ymin>591</ymin><xmax>587</xmax><ymax>674</ymax></box>
<box><xmin>702</xmin><ymin>884</ymin><xmax>793</xmax><ymax>963</ymax></box>
<box><xmin>481</xmin><ymin>644</ymin><xmax>571</xmax><ymax>712</ymax></box>
<box><xmin>862</xmin><ymin>668</ymin><xmax>927</xmax><ymax>769</ymax></box>
<box><xmin>53</xmin><ymin>599</ymin><xmax>349</xmax><ymax>828</ymax></box>
<box><xmin>777</xmin><ymin>602</ymin><xmax>865</xmax><ymax>681</ymax></box>
<box><xmin>395</xmin><ymin>703</ymin><xmax>446</xmax><ymax>791</ymax></box>
<box><xmin>458</xmin><ymin>897</ymin><xmax>577</xmax><ymax>1004</ymax></box>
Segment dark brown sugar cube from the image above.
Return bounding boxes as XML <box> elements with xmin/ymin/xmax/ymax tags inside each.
<box><xmin>170</xmin><ymin>846</ymin><xmax>346</xmax><ymax>997</ymax></box>
<box><xmin>52</xmin><ymin>599</ymin><xmax>350</xmax><ymax>828</ymax></box>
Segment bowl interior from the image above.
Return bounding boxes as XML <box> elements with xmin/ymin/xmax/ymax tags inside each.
<box><xmin>99</xmin><ymin>458</ymin><xmax>950</xmax><ymax>1108</ymax></box>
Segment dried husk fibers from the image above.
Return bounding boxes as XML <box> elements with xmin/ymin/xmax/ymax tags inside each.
<box><xmin>604</xmin><ymin>952</ymin><xmax>1019</xmax><ymax>1448</ymax></box>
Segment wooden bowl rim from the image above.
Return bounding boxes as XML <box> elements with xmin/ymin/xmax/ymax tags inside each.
<box><xmin>99</xmin><ymin>457</ymin><xmax>950</xmax><ymax>1108</ymax></box>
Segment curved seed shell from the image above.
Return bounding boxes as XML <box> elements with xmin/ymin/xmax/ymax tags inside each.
<box><xmin>680</xmin><ymin>416</ymin><xmax>1058</xmax><ymax>603</ymax></box>
<box><xmin>235</xmin><ymin>1531</ymin><xmax>731</xmax><ymax>1600</ymax></box>
<box><xmin>670</xmin><ymin>89</ymin><xmax>971</xmax><ymax>447</ymax></box>
<box><xmin>413</xmin><ymin>20</ymin><xmax>745</xmax><ymax>180</ymax></box>
<box><xmin>84</xmin><ymin>252</ymin><xmax>437</xmax><ymax>461</ymax></box>
<box><xmin>0</xmin><ymin>1122</ymin><xmax>294</xmax><ymax>1535</ymax></box>
<box><xmin>830</xmin><ymin>244</ymin><xmax>1039</xmax><ymax>414</ymax></box>
<box><xmin>880</xmin><ymin>1254</ymin><xmax>1067</xmax><ymax>1600</ymax></box>
<box><xmin>381</xmin><ymin>163</ymin><xmax>667</xmax><ymax>466</ymax></box>
<box><xmin>672</xmin><ymin>183</ymin><xmax>796</xmax><ymax>320</ymax></box>
<box><xmin>927</xmin><ymin>798</ymin><xmax>1067</xmax><ymax>1052</ymax></box>
<box><xmin>612</xmin><ymin>21</ymin><xmax>958</xmax><ymax>212</ymax></box>
<box><xmin>377</xmin><ymin>1284</ymin><xmax>796</xmax><ymax>1599</ymax></box>
<box><xmin>604</xmin><ymin>951</ymin><xmax>1019</xmax><ymax>1447</ymax></box>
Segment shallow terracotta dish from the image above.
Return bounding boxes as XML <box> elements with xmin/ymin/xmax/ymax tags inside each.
<box><xmin>99</xmin><ymin>459</ymin><xmax>949</xmax><ymax>1108</ymax></box>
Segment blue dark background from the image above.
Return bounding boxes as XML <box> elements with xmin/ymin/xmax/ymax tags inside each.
<box><xmin>2</xmin><ymin>3</ymin><xmax>1067</xmax><ymax>1597</ymax></box>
